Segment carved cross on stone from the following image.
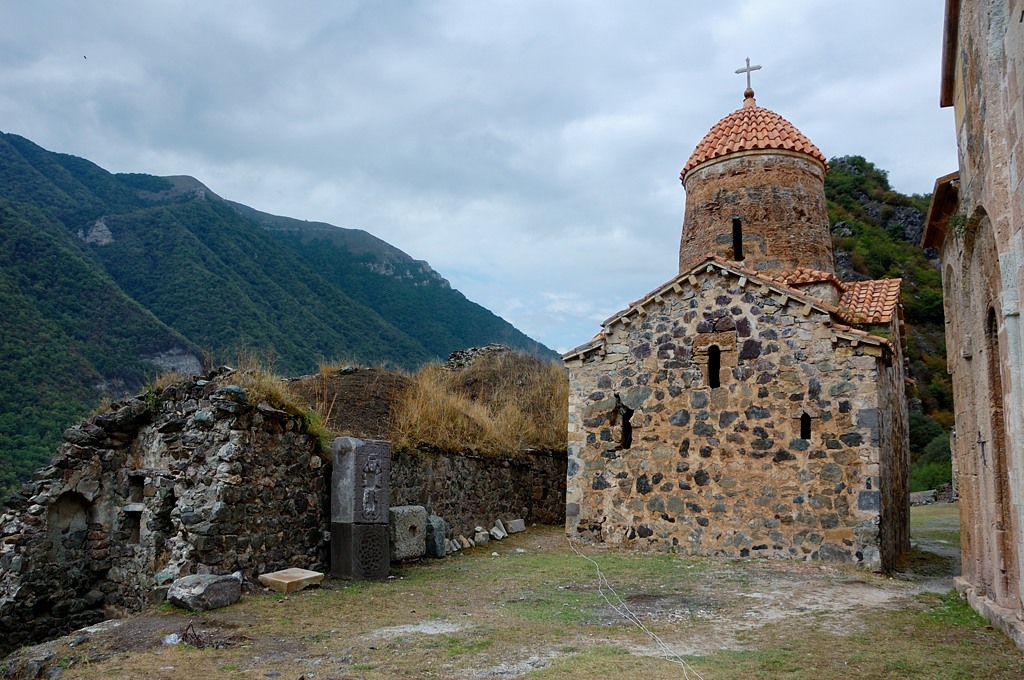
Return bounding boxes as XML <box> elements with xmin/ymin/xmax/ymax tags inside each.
<box><xmin>735</xmin><ymin>57</ymin><xmax>762</xmax><ymax>91</ymax></box>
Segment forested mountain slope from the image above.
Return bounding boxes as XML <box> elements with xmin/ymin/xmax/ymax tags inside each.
<box><xmin>0</xmin><ymin>132</ymin><xmax>552</xmax><ymax>497</ymax></box>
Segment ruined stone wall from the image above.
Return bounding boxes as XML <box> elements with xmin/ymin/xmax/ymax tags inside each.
<box><xmin>390</xmin><ymin>448</ymin><xmax>566</xmax><ymax>538</ymax></box>
<box><xmin>1</xmin><ymin>369</ymin><xmax>569</xmax><ymax>657</ymax></box>
<box><xmin>679</xmin><ymin>153</ymin><xmax>833</xmax><ymax>274</ymax></box>
<box><xmin>565</xmin><ymin>269</ymin><xmax>906</xmax><ymax>568</ymax></box>
<box><xmin>0</xmin><ymin>371</ymin><xmax>329</xmax><ymax>657</ymax></box>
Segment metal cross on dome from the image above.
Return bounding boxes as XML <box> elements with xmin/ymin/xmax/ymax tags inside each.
<box><xmin>735</xmin><ymin>57</ymin><xmax>762</xmax><ymax>90</ymax></box>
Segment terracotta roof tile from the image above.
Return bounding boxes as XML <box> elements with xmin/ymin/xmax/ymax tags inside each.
<box><xmin>838</xmin><ymin>279</ymin><xmax>903</xmax><ymax>324</ymax></box>
<box><xmin>682</xmin><ymin>96</ymin><xmax>827</xmax><ymax>180</ymax></box>
<box><xmin>772</xmin><ymin>267</ymin><xmax>845</xmax><ymax>289</ymax></box>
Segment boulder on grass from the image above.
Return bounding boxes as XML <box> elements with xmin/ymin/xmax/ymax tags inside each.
<box><xmin>167</xmin><ymin>572</ymin><xmax>242</xmax><ymax>611</ymax></box>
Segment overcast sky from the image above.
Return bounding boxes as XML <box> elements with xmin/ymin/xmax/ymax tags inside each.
<box><xmin>0</xmin><ymin>1</ymin><xmax>956</xmax><ymax>353</ymax></box>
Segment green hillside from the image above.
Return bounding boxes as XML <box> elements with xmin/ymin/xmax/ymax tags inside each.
<box><xmin>0</xmin><ymin>132</ymin><xmax>554</xmax><ymax>498</ymax></box>
<box><xmin>825</xmin><ymin>155</ymin><xmax>952</xmax><ymax>491</ymax></box>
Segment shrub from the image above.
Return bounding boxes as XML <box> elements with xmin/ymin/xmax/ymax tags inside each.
<box><xmin>921</xmin><ymin>432</ymin><xmax>951</xmax><ymax>465</ymax></box>
<box><xmin>910</xmin><ymin>461</ymin><xmax>953</xmax><ymax>492</ymax></box>
<box><xmin>909</xmin><ymin>412</ymin><xmax>944</xmax><ymax>454</ymax></box>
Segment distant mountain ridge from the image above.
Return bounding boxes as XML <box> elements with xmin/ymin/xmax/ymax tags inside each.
<box><xmin>0</xmin><ymin>131</ymin><xmax>554</xmax><ymax>497</ymax></box>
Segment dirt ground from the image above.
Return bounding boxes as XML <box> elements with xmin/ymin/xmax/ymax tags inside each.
<box><xmin>5</xmin><ymin>502</ymin><xmax>1023</xmax><ymax>680</ymax></box>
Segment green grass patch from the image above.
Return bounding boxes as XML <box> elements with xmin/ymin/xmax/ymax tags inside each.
<box><xmin>910</xmin><ymin>502</ymin><xmax>961</xmax><ymax>543</ymax></box>
<box><xmin>443</xmin><ymin>635</ymin><xmax>494</xmax><ymax>656</ymax></box>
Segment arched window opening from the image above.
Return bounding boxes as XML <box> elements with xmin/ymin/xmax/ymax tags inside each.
<box><xmin>708</xmin><ymin>345</ymin><xmax>721</xmax><ymax>388</ymax></box>
<box><xmin>732</xmin><ymin>217</ymin><xmax>744</xmax><ymax>261</ymax></box>
<box><xmin>800</xmin><ymin>412</ymin><xmax>811</xmax><ymax>440</ymax></box>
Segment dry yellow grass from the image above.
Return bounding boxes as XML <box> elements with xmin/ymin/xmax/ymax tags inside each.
<box><xmin>391</xmin><ymin>351</ymin><xmax>568</xmax><ymax>455</ymax></box>
<box><xmin>143</xmin><ymin>349</ymin><xmax>567</xmax><ymax>457</ymax></box>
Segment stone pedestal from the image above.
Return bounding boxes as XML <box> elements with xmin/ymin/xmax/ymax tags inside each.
<box><xmin>330</xmin><ymin>523</ymin><xmax>390</xmax><ymax>580</ymax></box>
<box><xmin>330</xmin><ymin>437</ymin><xmax>391</xmax><ymax>580</ymax></box>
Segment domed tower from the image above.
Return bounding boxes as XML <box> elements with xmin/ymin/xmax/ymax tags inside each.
<box><xmin>678</xmin><ymin>81</ymin><xmax>832</xmax><ymax>276</ymax></box>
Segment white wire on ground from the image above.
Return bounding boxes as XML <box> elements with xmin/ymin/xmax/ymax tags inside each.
<box><xmin>568</xmin><ymin>538</ymin><xmax>705</xmax><ymax>680</ymax></box>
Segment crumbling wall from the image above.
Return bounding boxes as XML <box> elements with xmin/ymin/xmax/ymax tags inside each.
<box><xmin>1</xmin><ymin>367</ymin><xmax>568</xmax><ymax>658</ymax></box>
<box><xmin>0</xmin><ymin>370</ymin><xmax>329</xmax><ymax>657</ymax></box>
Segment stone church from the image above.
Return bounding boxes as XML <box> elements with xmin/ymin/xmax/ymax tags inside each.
<box><xmin>923</xmin><ymin>0</ymin><xmax>1024</xmax><ymax>649</ymax></box>
<box><xmin>564</xmin><ymin>77</ymin><xmax>910</xmax><ymax>570</ymax></box>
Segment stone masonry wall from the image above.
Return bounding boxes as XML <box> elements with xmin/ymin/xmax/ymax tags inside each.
<box><xmin>0</xmin><ymin>370</ymin><xmax>329</xmax><ymax>658</ymax></box>
<box><xmin>390</xmin><ymin>448</ymin><xmax>566</xmax><ymax>538</ymax></box>
<box><xmin>565</xmin><ymin>268</ymin><xmax>906</xmax><ymax>569</ymax></box>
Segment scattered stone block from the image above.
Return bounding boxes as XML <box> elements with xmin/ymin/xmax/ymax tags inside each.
<box><xmin>389</xmin><ymin>505</ymin><xmax>428</xmax><ymax>561</ymax></box>
<box><xmin>458</xmin><ymin>535</ymin><xmax>472</xmax><ymax>549</ymax></box>
<box><xmin>258</xmin><ymin>568</ymin><xmax>325</xmax><ymax>593</ymax></box>
<box><xmin>425</xmin><ymin>514</ymin><xmax>447</xmax><ymax>558</ymax></box>
<box><xmin>495</xmin><ymin>518</ymin><xmax>507</xmax><ymax>534</ymax></box>
<box><xmin>489</xmin><ymin>525</ymin><xmax>506</xmax><ymax>540</ymax></box>
<box><xmin>167</xmin><ymin>572</ymin><xmax>242</xmax><ymax>611</ymax></box>
<box><xmin>474</xmin><ymin>530</ymin><xmax>490</xmax><ymax>546</ymax></box>
<box><xmin>505</xmin><ymin>518</ymin><xmax>526</xmax><ymax>533</ymax></box>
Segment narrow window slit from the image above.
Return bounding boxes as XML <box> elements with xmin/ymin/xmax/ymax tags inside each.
<box><xmin>800</xmin><ymin>412</ymin><xmax>811</xmax><ymax>440</ymax></box>
<box><xmin>708</xmin><ymin>345</ymin><xmax>721</xmax><ymax>388</ymax></box>
<box><xmin>732</xmin><ymin>217</ymin><xmax>744</xmax><ymax>261</ymax></box>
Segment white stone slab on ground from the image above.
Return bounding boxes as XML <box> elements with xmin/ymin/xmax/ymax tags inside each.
<box><xmin>258</xmin><ymin>568</ymin><xmax>325</xmax><ymax>593</ymax></box>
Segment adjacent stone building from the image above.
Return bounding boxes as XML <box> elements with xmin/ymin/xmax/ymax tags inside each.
<box><xmin>564</xmin><ymin>83</ymin><xmax>910</xmax><ymax>569</ymax></box>
<box><xmin>922</xmin><ymin>0</ymin><xmax>1024</xmax><ymax>648</ymax></box>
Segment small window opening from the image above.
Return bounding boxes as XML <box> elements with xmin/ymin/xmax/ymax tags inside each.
<box><xmin>732</xmin><ymin>218</ymin><xmax>744</xmax><ymax>261</ymax></box>
<box><xmin>708</xmin><ymin>345</ymin><xmax>722</xmax><ymax>388</ymax></box>
<box><xmin>800</xmin><ymin>412</ymin><xmax>812</xmax><ymax>440</ymax></box>
<box><xmin>129</xmin><ymin>475</ymin><xmax>144</xmax><ymax>503</ymax></box>
<box><xmin>125</xmin><ymin>510</ymin><xmax>141</xmax><ymax>544</ymax></box>
<box><xmin>612</xmin><ymin>394</ymin><xmax>634</xmax><ymax>450</ymax></box>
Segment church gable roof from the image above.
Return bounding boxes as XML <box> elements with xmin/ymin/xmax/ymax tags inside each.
<box><xmin>563</xmin><ymin>255</ymin><xmax>900</xmax><ymax>361</ymax></box>
<box><xmin>681</xmin><ymin>95</ymin><xmax>827</xmax><ymax>180</ymax></box>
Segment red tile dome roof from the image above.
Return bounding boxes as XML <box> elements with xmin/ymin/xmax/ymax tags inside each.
<box><xmin>681</xmin><ymin>92</ymin><xmax>827</xmax><ymax>180</ymax></box>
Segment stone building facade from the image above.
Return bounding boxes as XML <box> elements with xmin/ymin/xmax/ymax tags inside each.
<box><xmin>565</xmin><ymin>86</ymin><xmax>910</xmax><ymax>570</ymax></box>
<box><xmin>922</xmin><ymin>0</ymin><xmax>1024</xmax><ymax>648</ymax></box>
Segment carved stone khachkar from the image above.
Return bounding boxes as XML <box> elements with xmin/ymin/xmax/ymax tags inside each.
<box><xmin>330</xmin><ymin>437</ymin><xmax>391</xmax><ymax>579</ymax></box>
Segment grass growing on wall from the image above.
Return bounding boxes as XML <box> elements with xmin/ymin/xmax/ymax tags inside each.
<box><xmin>392</xmin><ymin>351</ymin><xmax>568</xmax><ymax>456</ymax></box>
